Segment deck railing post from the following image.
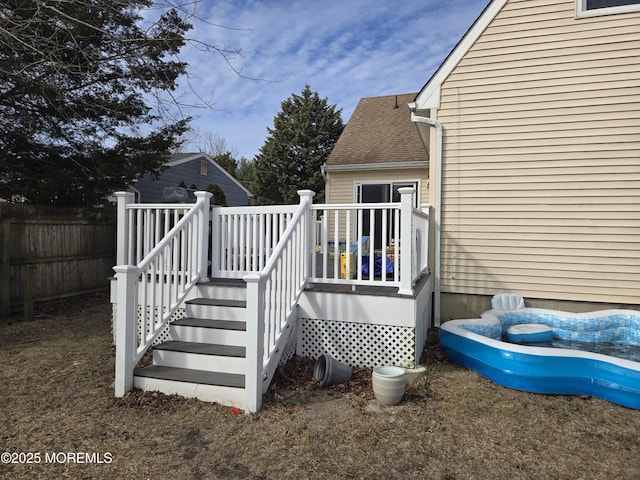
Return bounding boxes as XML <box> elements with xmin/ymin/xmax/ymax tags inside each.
<box><xmin>194</xmin><ymin>192</ymin><xmax>213</xmax><ymax>281</ymax></box>
<box><xmin>114</xmin><ymin>265</ymin><xmax>138</xmax><ymax>397</ymax></box>
<box><xmin>116</xmin><ymin>192</ymin><xmax>135</xmax><ymax>266</ymax></box>
<box><xmin>210</xmin><ymin>206</ymin><xmax>221</xmax><ymax>277</ymax></box>
<box><xmin>297</xmin><ymin>190</ymin><xmax>315</xmax><ymax>280</ymax></box>
<box><xmin>398</xmin><ymin>187</ymin><xmax>415</xmax><ymax>295</ymax></box>
<box><xmin>244</xmin><ymin>273</ymin><xmax>265</xmax><ymax>413</ymax></box>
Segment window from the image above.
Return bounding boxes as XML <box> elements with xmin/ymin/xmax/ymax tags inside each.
<box><xmin>577</xmin><ymin>0</ymin><xmax>640</xmax><ymax>15</ymax></box>
<box><xmin>200</xmin><ymin>159</ymin><xmax>207</xmax><ymax>176</ymax></box>
<box><xmin>355</xmin><ymin>181</ymin><xmax>418</xmax><ymax>249</ymax></box>
<box><xmin>355</xmin><ymin>181</ymin><xmax>418</xmax><ymax>206</ymax></box>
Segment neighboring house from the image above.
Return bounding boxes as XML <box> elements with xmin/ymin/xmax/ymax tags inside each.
<box><xmin>323</xmin><ymin>93</ymin><xmax>429</xmax><ymax>207</ymax></box>
<box><xmin>409</xmin><ymin>0</ymin><xmax>640</xmax><ymax>323</ymax></box>
<box><xmin>132</xmin><ymin>152</ymin><xmax>252</xmax><ymax>206</ymax></box>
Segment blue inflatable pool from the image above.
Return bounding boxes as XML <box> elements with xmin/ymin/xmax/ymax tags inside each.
<box><xmin>439</xmin><ymin>308</ymin><xmax>640</xmax><ymax>409</ymax></box>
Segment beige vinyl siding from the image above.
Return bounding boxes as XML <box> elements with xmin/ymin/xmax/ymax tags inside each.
<box><xmin>436</xmin><ymin>0</ymin><xmax>640</xmax><ymax>304</ymax></box>
<box><xmin>326</xmin><ymin>169</ymin><xmax>429</xmax><ymax>205</ymax></box>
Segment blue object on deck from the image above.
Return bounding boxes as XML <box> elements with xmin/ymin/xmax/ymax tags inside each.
<box><xmin>361</xmin><ymin>256</ymin><xmax>394</xmax><ymax>276</ymax></box>
<box><xmin>349</xmin><ymin>236</ymin><xmax>370</xmax><ymax>253</ymax></box>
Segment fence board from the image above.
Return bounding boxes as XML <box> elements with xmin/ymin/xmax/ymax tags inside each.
<box><xmin>0</xmin><ymin>204</ymin><xmax>115</xmax><ymax>317</ymax></box>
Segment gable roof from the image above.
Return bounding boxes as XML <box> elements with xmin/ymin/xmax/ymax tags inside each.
<box><xmin>325</xmin><ymin>93</ymin><xmax>428</xmax><ymax>170</ymax></box>
<box><xmin>414</xmin><ymin>0</ymin><xmax>502</xmax><ymax>109</ymax></box>
<box><xmin>167</xmin><ymin>152</ymin><xmax>252</xmax><ymax>197</ymax></box>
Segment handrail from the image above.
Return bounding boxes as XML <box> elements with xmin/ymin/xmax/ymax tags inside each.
<box><xmin>137</xmin><ymin>201</ymin><xmax>203</xmax><ymax>273</ymax></box>
<box><xmin>114</xmin><ymin>191</ymin><xmax>212</xmax><ymax>397</ymax></box>
<box><xmin>244</xmin><ymin>190</ymin><xmax>315</xmax><ymax>412</ymax></box>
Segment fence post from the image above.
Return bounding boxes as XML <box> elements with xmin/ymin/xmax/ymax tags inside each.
<box><xmin>194</xmin><ymin>192</ymin><xmax>213</xmax><ymax>281</ymax></box>
<box><xmin>297</xmin><ymin>190</ymin><xmax>315</xmax><ymax>281</ymax></box>
<box><xmin>114</xmin><ymin>265</ymin><xmax>138</xmax><ymax>397</ymax></box>
<box><xmin>244</xmin><ymin>273</ymin><xmax>265</xmax><ymax>413</ymax></box>
<box><xmin>116</xmin><ymin>192</ymin><xmax>135</xmax><ymax>266</ymax></box>
<box><xmin>398</xmin><ymin>187</ymin><xmax>415</xmax><ymax>295</ymax></box>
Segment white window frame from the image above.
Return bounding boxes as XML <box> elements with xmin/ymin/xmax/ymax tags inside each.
<box><xmin>577</xmin><ymin>0</ymin><xmax>640</xmax><ymax>17</ymax></box>
<box><xmin>354</xmin><ymin>180</ymin><xmax>420</xmax><ymax>207</ymax></box>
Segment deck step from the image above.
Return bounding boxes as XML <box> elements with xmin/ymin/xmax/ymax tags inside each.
<box><xmin>135</xmin><ymin>365</ymin><xmax>244</xmax><ymax>388</ymax></box>
<box><xmin>186</xmin><ymin>298</ymin><xmax>246</xmax><ymax>308</ymax></box>
<box><xmin>155</xmin><ymin>340</ymin><xmax>245</xmax><ymax>357</ymax></box>
<box><xmin>172</xmin><ymin>317</ymin><xmax>246</xmax><ymax>330</ymax></box>
<box><xmin>169</xmin><ymin>318</ymin><xmax>246</xmax><ymax>345</ymax></box>
<box><xmin>134</xmin><ymin>366</ymin><xmax>246</xmax><ymax>407</ymax></box>
<box><xmin>153</xmin><ymin>340</ymin><xmax>246</xmax><ymax>373</ymax></box>
<box><xmin>186</xmin><ymin>298</ymin><xmax>247</xmax><ymax>321</ymax></box>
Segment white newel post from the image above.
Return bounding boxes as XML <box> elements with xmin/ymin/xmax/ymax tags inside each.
<box><xmin>115</xmin><ymin>192</ymin><xmax>134</xmax><ymax>266</ymax></box>
<box><xmin>114</xmin><ymin>265</ymin><xmax>138</xmax><ymax>397</ymax></box>
<box><xmin>210</xmin><ymin>206</ymin><xmax>221</xmax><ymax>277</ymax></box>
<box><xmin>244</xmin><ymin>273</ymin><xmax>265</xmax><ymax>413</ymax></box>
<box><xmin>398</xmin><ymin>187</ymin><xmax>415</xmax><ymax>295</ymax></box>
<box><xmin>297</xmin><ymin>190</ymin><xmax>315</xmax><ymax>280</ymax></box>
<box><xmin>194</xmin><ymin>192</ymin><xmax>213</xmax><ymax>281</ymax></box>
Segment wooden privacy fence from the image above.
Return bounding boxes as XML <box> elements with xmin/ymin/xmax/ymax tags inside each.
<box><xmin>0</xmin><ymin>204</ymin><xmax>115</xmax><ymax>318</ymax></box>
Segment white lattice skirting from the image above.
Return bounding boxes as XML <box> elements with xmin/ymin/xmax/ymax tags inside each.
<box><xmin>298</xmin><ymin>318</ymin><xmax>415</xmax><ymax>368</ymax></box>
<box><xmin>111</xmin><ymin>304</ymin><xmax>185</xmax><ymax>346</ymax></box>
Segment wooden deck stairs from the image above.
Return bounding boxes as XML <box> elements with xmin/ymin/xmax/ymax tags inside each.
<box><xmin>133</xmin><ymin>280</ymin><xmax>249</xmax><ymax>408</ymax></box>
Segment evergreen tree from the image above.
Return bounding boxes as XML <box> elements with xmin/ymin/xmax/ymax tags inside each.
<box><xmin>236</xmin><ymin>157</ymin><xmax>256</xmax><ymax>200</ymax></box>
<box><xmin>0</xmin><ymin>1</ymin><xmax>197</xmax><ymax>206</ymax></box>
<box><xmin>252</xmin><ymin>85</ymin><xmax>343</xmax><ymax>205</ymax></box>
<box><xmin>211</xmin><ymin>152</ymin><xmax>238</xmax><ymax>178</ymax></box>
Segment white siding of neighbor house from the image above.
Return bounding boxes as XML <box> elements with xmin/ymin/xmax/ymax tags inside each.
<box><xmin>433</xmin><ymin>0</ymin><xmax>640</xmax><ymax>304</ymax></box>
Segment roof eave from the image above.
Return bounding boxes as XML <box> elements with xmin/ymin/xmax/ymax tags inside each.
<box><xmin>323</xmin><ymin>161</ymin><xmax>429</xmax><ymax>173</ymax></box>
<box><xmin>415</xmin><ymin>0</ymin><xmax>507</xmax><ymax>110</ymax></box>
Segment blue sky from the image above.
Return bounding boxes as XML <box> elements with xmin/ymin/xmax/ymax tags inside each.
<box><xmin>176</xmin><ymin>0</ymin><xmax>489</xmax><ymax>160</ymax></box>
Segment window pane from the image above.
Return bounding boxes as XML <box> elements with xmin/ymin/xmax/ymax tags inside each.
<box><xmin>586</xmin><ymin>0</ymin><xmax>640</xmax><ymax>9</ymax></box>
<box><xmin>391</xmin><ymin>182</ymin><xmax>417</xmax><ymax>203</ymax></box>
<box><xmin>360</xmin><ymin>184</ymin><xmax>390</xmax><ymax>203</ymax></box>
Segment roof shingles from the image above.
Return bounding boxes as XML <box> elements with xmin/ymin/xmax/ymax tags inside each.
<box><xmin>326</xmin><ymin>93</ymin><xmax>427</xmax><ymax>167</ymax></box>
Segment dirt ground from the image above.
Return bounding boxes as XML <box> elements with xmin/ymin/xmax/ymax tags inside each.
<box><xmin>1</xmin><ymin>293</ymin><xmax>640</xmax><ymax>480</ymax></box>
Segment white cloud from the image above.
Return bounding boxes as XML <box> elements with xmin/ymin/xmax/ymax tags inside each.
<box><xmin>175</xmin><ymin>0</ymin><xmax>489</xmax><ymax>159</ymax></box>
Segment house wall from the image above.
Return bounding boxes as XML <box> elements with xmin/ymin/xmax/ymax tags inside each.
<box><xmin>431</xmin><ymin>0</ymin><xmax>640</xmax><ymax>309</ymax></box>
<box><xmin>326</xmin><ymin>169</ymin><xmax>429</xmax><ymax>205</ymax></box>
<box><xmin>135</xmin><ymin>158</ymin><xmax>250</xmax><ymax>206</ymax></box>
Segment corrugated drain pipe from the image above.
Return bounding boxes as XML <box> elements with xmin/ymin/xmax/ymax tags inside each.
<box><xmin>410</xmin><ymin>110</ymin><xmax>443</xmax><ymax>327</ymax></box>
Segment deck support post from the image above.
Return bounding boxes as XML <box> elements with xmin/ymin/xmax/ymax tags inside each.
<box><xmin>244</xmin><ymin>273</ymin><xmax>265</xmax><ymax>413</ymax></box>
<box><xmin>115</xmin><ymin>192</ymin><xmax>135</xmax><ymax>266</ymax></box>
<box><xmin>194</xmin><ymin>192</ymin><xmax>213</xmax><ymax>281</ymax></box>
<box><xmin>210</xmin><ymin>207</ymin><xmax>221</xmax><ymax>277</ymax></box>
<box><xmin>114</xmin><ymin>265</ymin><xmax>138</xmax><ymax>397</ymax></box>
<box><xmin>297</xmin><ymin>190</ymin><xmax>315</xmax><ymax>283</ymax></box>
<box><xmin>398</xmin><ymin>187</ymin><xmax>415</xmax><ymax>295</ymax></box>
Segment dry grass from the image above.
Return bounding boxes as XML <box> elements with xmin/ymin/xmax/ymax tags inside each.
<box><xmin>1</xmin><ymin>293</ymin><xmax>640</xmax><ymax>479</ymax></box>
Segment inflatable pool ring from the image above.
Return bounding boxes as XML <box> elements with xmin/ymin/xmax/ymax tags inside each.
<box><xmin>507</xmin><ymin>324</ymin><xmax>553</xmax><ymax>344</ymax></box>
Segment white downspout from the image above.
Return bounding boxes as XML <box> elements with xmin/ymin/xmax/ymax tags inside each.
<box><xmin>410</xmin><ymin>111</ymin><xmax>443</xmax><ymax>327</ymax></box>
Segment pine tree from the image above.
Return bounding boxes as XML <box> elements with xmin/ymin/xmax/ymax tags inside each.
<box><xmin>252</xmin><ymin>85</ymin><xmax>343</xmax><ymax>205</ymax></box>
<box><xmin>0</xmin><ymin>1</ymin><xmax>193</xmax><ymax>206</ymax></box>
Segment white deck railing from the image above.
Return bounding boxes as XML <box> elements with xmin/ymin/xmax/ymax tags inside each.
<box><xmin>113</xmin><ymin>192</ymin><xmax>212</xmax><ymax>397</ymax></box>
<box><xmin>244</xmin><ymin>191</ymin><xmax>314</xmax><ymax>412</ymax></box>
<box><xmin>311</xmin><ymin>187</ymin><xmax>429</xmax><ymax>295</ymax></box>
<box><xmin>210</xmin><ymin>204</ymin><xmax>297</xmax><ymax>278</ymax></box>
<box><xmin>112</xmin><ymin>188</ymin><xmax>430</xmax><ymax>407</ymax></box>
